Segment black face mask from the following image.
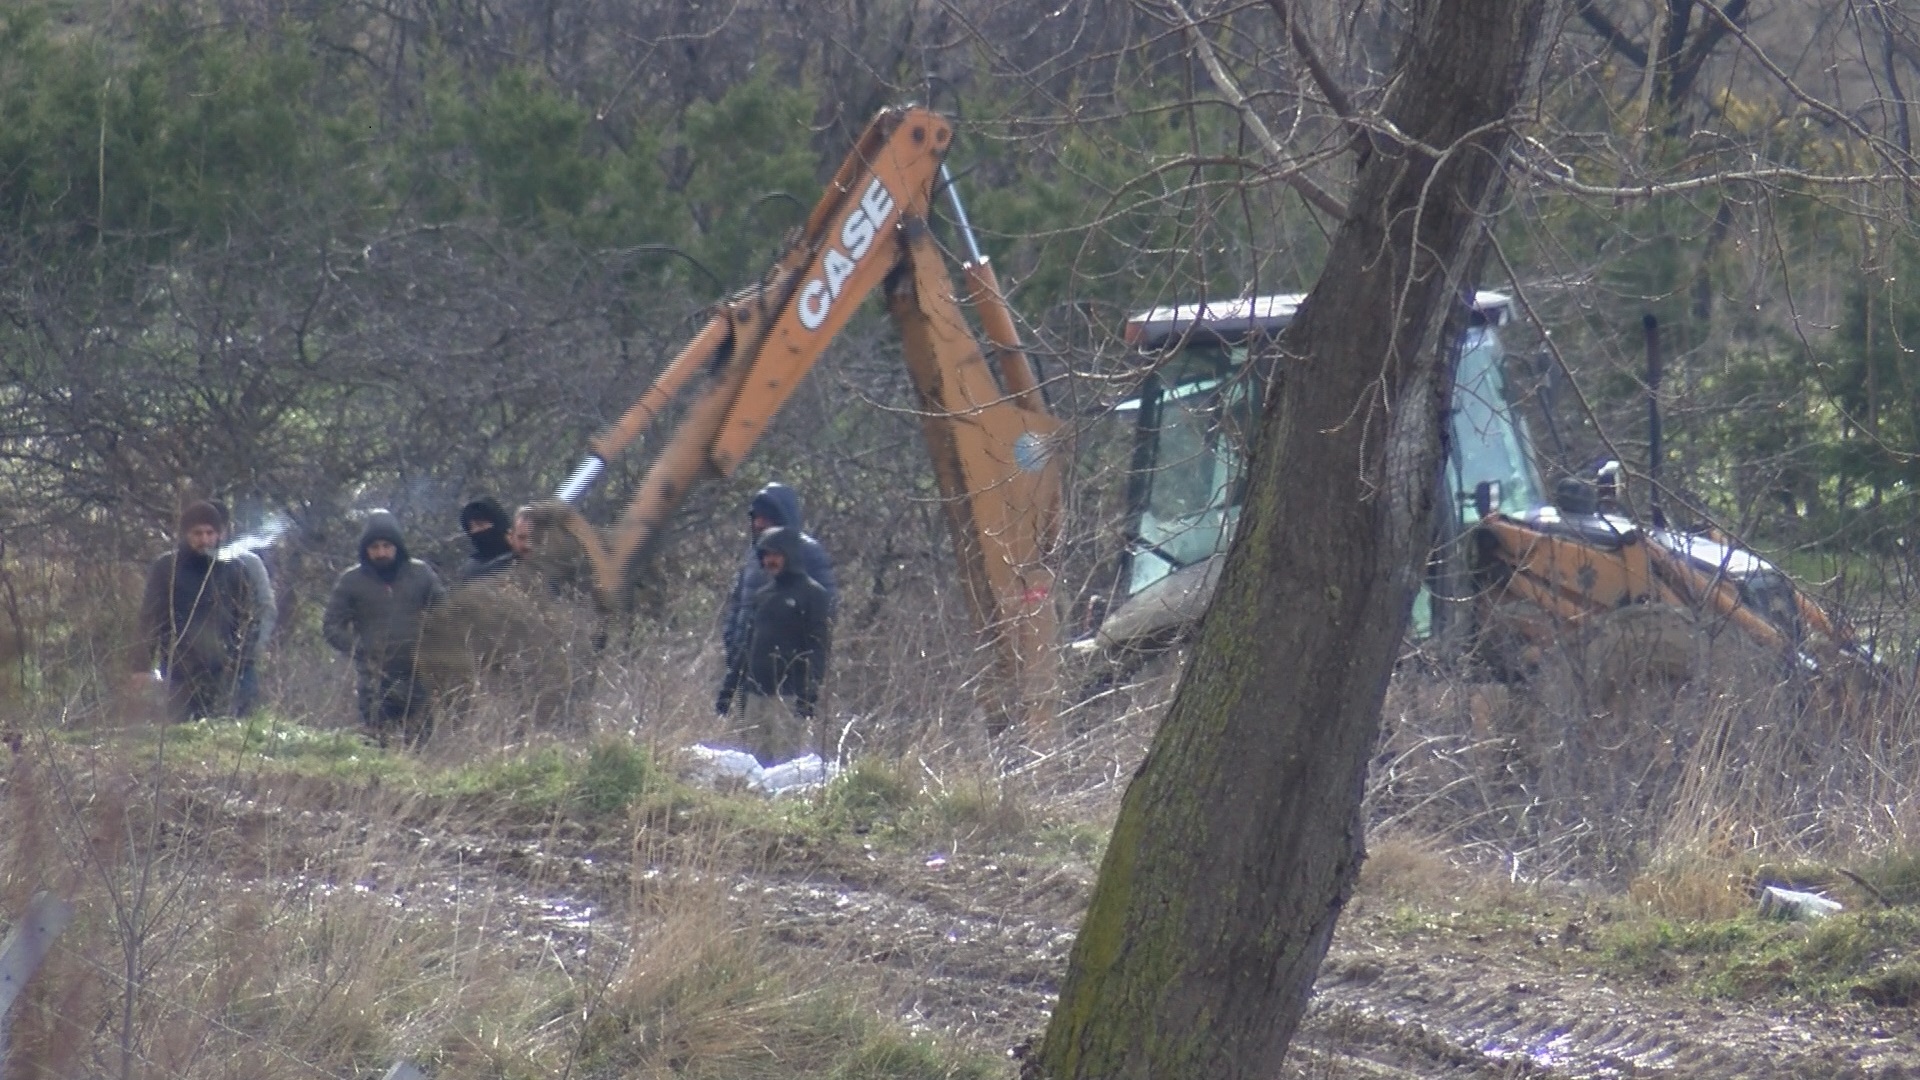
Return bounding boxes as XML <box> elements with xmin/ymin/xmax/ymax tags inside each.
<box><xmin>469</xmin><ymin>523</ymin><xmax>511</xmax><ymax>559</ymax></box>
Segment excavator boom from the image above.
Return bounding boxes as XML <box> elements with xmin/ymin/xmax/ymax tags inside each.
<box><xmin>554</xmin><ymin>107</ymin><xmax>1061</xmax><ymax>726</ymax></box>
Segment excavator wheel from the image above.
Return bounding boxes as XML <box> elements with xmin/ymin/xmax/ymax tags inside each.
<box><xmin>1575</xmin><ymin>603</ymin><xmax>1781</xmax><ymax>706</ymax></box>
<box><xmin>1579</xmin><ymin>604</ymin><xmax>1703</xmax><ymax>695</ymax></box>
<box><xmin>1465</xmin><ymin>601</ymin><xmax>1557</xmax><ymax>684</ymax></box>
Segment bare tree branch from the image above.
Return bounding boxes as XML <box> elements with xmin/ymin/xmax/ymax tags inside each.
<box><xmin>1261</xmin><ymin>0</ymin><xmax>1357</xmax><ymax>127</ymax></box>
<box><xmin>1165</xmin><ymin>0</ymin><xmax>1349</xmax><ymax>219</ymax></box>
<box><xmin>1517</xmin><ymin>150</ymin><xmax>1905</xmax><ymax>197</ymax></box>
<box><xmin>1697</xmin><ymin>0</ymin><xmax>1920</xmax><ymax>177</ymax></box>
<box><xmin>1871</xmin><ymin>0</ymin><xmax>1915</xmax><ymax>166</ymax></box>
<box><xmin>1572</xmin><ymin>0</ymin><xmax>1650</xmax><ymax>67</ymax></box>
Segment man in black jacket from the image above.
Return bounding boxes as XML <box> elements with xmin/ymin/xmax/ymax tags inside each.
<box><xmin>716</xmin><ymin>527</ymin><xmax>832</xmax><ymax>765</ymax></box>
<box><xmin>719</xmin><ymin>482</ymin><xmax>838</xmax><ymax>687</ymax></box>
<box><xmin>456</xmin><ymin>497</ymin><xmax>517</xmax><ymax>583</ymax></box>
<box><xmin>323</xmin><ymin>511</ymin><xmax>447</xmax><ymax>746</ymax></box>
<box><xmin>138</xmin><ymin>501</ymin><xmax>256</xmax><ymax>721</ymax></box>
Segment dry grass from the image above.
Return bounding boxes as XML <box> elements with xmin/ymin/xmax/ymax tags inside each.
<box><xmin>7</xmin><ymin>542</ymin><xmax>1920</xmax><ymax>1078</ymax></box>
<box><xmin>1623</xmin><ymin>860</ymin><xmax>1756</xmax><ymax>921</ymax></box>
<box><xmin>1369</xmin><ymin>640</ymin><xmax>1920</xmax><ymax>885</ymax></box>
<box><xmin>1356</xmin><ymin>832</ymin><xmax>1469</xmax><ymax>903</ymax></box>
<box><xmin>0</xmin><ymin>609</ymin><xmax>1017</xmax><ymax>1080</ymax></box>
<box><xmin>1</xmin><ymin>712</ymin><xmax>609</xmax><ymax>1079</ymax></box>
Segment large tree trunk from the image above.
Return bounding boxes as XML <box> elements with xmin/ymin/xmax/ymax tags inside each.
<box><xmin>1032</xmin><ymin>4</ymin><xmax>1544</xmax><ymax>1078</ymax></box>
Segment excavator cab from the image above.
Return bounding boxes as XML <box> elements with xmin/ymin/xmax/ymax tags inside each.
<box><xmin>1115</xmin><ymin>345</ymin><xmax>1259</xmax><ymax>600</ymax></box>
<box><xmin>1076</xmin><ymin>291</ymin><xmax>1533</xmax><ymax>659</ymax></box>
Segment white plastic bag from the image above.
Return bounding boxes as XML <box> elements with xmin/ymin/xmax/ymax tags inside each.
<box><xmin>685</xmin><ymin>744</ymin><xmax>765</xmax><ymax>784</ymax></box>
<box><xmin>683</xmin><ymin>745</ymin><xmax>839</xmax><ymax>796</ymax></box>
<box><xmin>756</xmin><ymin>754</ymin><xmax>831</xmax><ymax>793</ymax></box>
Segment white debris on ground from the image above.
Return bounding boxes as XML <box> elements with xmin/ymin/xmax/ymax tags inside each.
<box><xmin>684</xmin><ymin>745</ymin><xmax>839</xmax><ymax>795</ymax></box>
<box><xmin>1757</xmin><ymin>885</ymin><xmax>1843</xmax><ymax>921</ymax></box>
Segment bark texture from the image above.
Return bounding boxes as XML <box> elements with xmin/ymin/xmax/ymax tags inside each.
<box><xmin>1033</xmin><ymin>3</ymin><xmax>1544</xmax><ymax>1077</ymax></box>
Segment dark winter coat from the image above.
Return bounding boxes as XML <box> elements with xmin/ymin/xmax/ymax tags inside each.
<box><xmin>720</xmin><ymin>483</ymin><xmax>838</xmax><ymax>666</ymax></box>
<box><xmin>322</xmin><ymin>512</ymin><xmax>447</xmax><ymax>673</ymax></box>
<box><xmin>719</xmin><ymin>528</ymin><xmax>832</xmax><ymax>716</ymax></box>
<box><xmin>457</xmin><ymin>498</ymin><xmax>517</xmax><ymax>583</ymax></box>
<box><xmin>139</xmin><ymin>545</ymin><xmax>255</xmax><ymax>678</ymax></box>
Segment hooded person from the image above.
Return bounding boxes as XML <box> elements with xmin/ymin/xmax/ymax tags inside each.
<box><xmin>715</xmin><ymin>526</ymin><xmax>833</xmax><ymax>765</ymax></box>
<box><xmin>323</xmin><ymin>510</ymin><xmax>448</xmax><ymax>746</ymax></box>
<box><xmin>719</xmin><ymin>482</ymin><xmax>838</xmax><ymax>678</ymax></box>
<box><xmin>138</xmin><ymin>500</ymin><xmax>257</xmax><ymax>721</ymax></box>
<box><xmin>456</xmin><ymin>497</ymin><xmax>516</xmax><ymax>583</ymax></box>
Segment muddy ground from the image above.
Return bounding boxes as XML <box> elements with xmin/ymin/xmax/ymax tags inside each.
<box><xmin>269</xmin><ymin>781</ymin><xmax>1917</xmax><ymax>1080</ymax></box>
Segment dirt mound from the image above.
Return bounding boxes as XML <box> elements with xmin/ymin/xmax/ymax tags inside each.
<box><xmin>418</xmin><ymin>566</ymin><xmax>601</xmax><ymax>731</ymax></box>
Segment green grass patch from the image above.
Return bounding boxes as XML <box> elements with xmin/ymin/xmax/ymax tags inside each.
<box><xmin>1032</xmin><ymin>821</ymin><xmax>1106</xmax><ymax>861</ymax></box>
<box><xmin>1851</xmin><ymin>851</ymin><xmax>1920</xmax><ymax>906</ymax></box>
<box><xmin>1600</xmin><ymin>905</ymin><xmax>1920</xmax><ymax>1004</ymax></box>
<box><xmin>120</xmin><ymin>714</ymin><xmax>418</xmax><ymax>783</ymax></box>
<box><xmin>792</xmin><ymin>760</ymin><xmax>1059</xmax><ymax>851</ymax></box>
<box><xmin>825</xmin><ymin>1029</ymin><xmax>1005</xmax><ymax>1080</ymax></box>
<box><xmin>436</xmin><ymin>739</ymin><xmax>658</xmax><ymax>819</ymax></box>
<box><xmin>810</xmin><ymin>757</ymin><xmax>925</xmax><ymax>836</ymax></box>
<box><xmin>1368</xmin><ymin>901</ymin><xmax>1544</xmax><ymax>943</ymax></box>
<box><xmin>45</xmin><ymin>717</ymin><xmax>670</xmax><ymax>821</ymax></box>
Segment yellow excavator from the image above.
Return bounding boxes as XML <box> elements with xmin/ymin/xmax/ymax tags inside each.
<box><xmin>1074</xmin><ymin>293</ymin><xmax>1883</xmax><ymax>697</ymax></box>
<box><xmin>1461</xmin><ymin>315</ymin><xmax>1882</xmax><ymax>692</ymax></box>
<box><xmin>531</xmin><ymin>105</ymin><xmax>1877</xmax><ymax>730</ymax></box>
<box><xmin>542</xmin><ymin>106</ymin><xmax>1063</xmax><ymax>728</ymax></box>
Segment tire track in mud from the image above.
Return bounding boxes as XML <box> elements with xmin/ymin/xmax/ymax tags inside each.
<box><xmin>215</xmin><ymin>801</ymin><xmax>1920</xmax><ymax>1080</ymax></box>
<box><xmin>1309</xmin><ymin>941</ymin><xmax>1919</xmax><ymax>1080</ymax></box>
<box><xmin>681</xmin><ymin>858</ymin><xmax>1920</xmax><ymax>1080</ymax></box>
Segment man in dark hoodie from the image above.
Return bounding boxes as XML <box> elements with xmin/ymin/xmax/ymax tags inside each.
<box><xmin>323</xmin><ymin>510</ymin><xmax>447</xmax><ymax>746</ymax></box>
<box><xmin>715</xmin><ymin>527</ymin><xmax>833</xmax><ymax>765</ymax></box>
<box><xmin>456</xmin><ymin>497</ymin><xmax>517</xmax><ymax>583</ymax></box>
<box><xmin>719</xmin><ymin>482</ymin><xmax>837</xmax><ymax>687</ymax></box>
<box><xmin>138</xmin><ymin>501</ymin><xmax>257</xmax><ymax>721</ymax></box>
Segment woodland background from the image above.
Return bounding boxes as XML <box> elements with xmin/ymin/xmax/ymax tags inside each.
<box><xmin>3</xmin><ymin>0</ymin><xmax>1918</xmax><ymax>704</ymax></box>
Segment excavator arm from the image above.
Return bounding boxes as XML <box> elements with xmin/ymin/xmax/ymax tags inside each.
<box><xmin>551</xmin><ymin>106</ymin><xmax>1062</xmax><ymax>726</ymax></box>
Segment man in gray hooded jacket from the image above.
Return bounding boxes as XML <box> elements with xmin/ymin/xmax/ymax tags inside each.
<box><xmin>323</xmin><ymin>511</ymin><xmax>446</xmax><ymax>746</ymax></box>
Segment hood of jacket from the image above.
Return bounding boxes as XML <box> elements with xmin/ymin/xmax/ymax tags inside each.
<box><xmin>357</xmin><ymin>510</ymin><xmax>410</xmax><ymax>566</ymax></box>
<box><xmin>749</xmin><ymin>483</ymin><xmax>804</xmax><ymax>533</ymax></box>
<box><xmin>754</xmin><ymin>526</ymin><xmax>808</xmax><ymax>580</ymax></box>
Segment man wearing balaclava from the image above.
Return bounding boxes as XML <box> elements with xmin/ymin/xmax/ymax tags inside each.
<box><xmin>456</xmin><ymin>496</ymin><xmax>517</xmax><ymax>583</ymax></box>
<box><xmin>322</xmin><ymin>510</ymin><xmax>447</xmax><ymax>747</ymax></box>
<box><xmin>137</xmin><ymin>500</ymin><xmax>257</xmax><ymax>721</ymax></box>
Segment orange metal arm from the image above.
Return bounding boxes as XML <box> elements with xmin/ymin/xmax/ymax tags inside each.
<box><xmin>963</xmin><ymin>258</ymin><xmax>1044</xmax><ymax>411</ymax></box>
<box><xmin>557</xmin><ymin>105</ymin><xmax>1063</xmax><ymax>726</ymax></box>
<box><xmin>889</xmin><ymin>216</ymin><xmax>1063</xmax><ymax>727</ymax></box>
<box><xmin>590</xmin><ymin>313</ymin><xmax>732</xmax><ymax>462</ymax></box>
<box><xmin>707</xmin><ymin>110</ymin><xmax>954</xmax><ymax>473</ymax></box>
